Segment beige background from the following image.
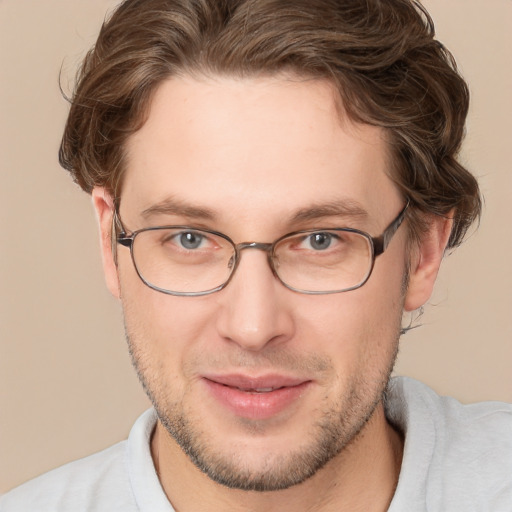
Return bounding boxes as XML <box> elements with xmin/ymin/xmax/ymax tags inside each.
<box><xmin>1</xmin><ymin>0</ymin><xmax>511</xmax><ymax>494</ymax></box>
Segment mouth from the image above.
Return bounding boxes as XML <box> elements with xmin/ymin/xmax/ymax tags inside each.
<box><xmin>202</xmin><ymin>374</ymin><xmax>312</xmax><ymax>420</ymax></box>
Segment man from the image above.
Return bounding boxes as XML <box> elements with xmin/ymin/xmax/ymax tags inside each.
<box><xmin>1</xmin><ymin>0</ymin><xmax>511</xmax><ymax>510</ymax></box>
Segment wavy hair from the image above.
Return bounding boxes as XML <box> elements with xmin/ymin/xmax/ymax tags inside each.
<box><xmin>60</xmin><ymin>0</ymin><xmax>481</xmax><ymax>248</ymax></box>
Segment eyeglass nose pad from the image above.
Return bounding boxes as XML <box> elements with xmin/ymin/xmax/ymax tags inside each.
<box><xmin>267</xmin><ymin>249</ymin><xmax>280</xmax><ymax>275</ymax></box>
<box><xmin>227</xmin><ymin>254</ymin><xmax>236</xmax><ymax>270</ymax></box>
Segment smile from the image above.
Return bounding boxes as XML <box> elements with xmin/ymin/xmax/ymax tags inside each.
<box><xmin>202</xmin><ymin>374</ymin><xmax>311</xmax><ymax>420</ymax></box>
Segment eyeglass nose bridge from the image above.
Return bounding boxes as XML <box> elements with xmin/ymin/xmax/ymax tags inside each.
<box><xmin>236</xmin><ymin>241</ymin><xmax>273</xmax><ymax>252</ymax></box>
<box><xmin>229</xmin><ymin>241</ymin><xmax>277</xmax><ymax>277</ymax></box>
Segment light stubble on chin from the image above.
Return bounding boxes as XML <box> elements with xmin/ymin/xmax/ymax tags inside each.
<box><xmin>126</xmin><ymin>333</ymin><xmax>401</xmax><ymax>491</ymax></box>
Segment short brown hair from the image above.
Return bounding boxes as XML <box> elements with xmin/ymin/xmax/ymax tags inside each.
<box><xmin>59</xmin><ymin>0</ymin><xmax>481</xmax><ymax>248</ymax></box>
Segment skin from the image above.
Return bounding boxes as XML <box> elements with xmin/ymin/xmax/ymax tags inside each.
<box><xmin>93</xmin><ymin>75</ymin><xmax>452</xmax><ymax>511</ymax></box>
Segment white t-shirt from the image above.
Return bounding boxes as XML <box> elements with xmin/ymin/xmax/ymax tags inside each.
<box><xmin>1</xmin><ymin>377</ymin><xmax>511</xmax><ymax>511</ymax></box>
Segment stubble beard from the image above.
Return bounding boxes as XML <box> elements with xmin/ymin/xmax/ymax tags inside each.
<box><xmin>162</xmin><ymin>362</ymin><xmax>397</xmax><ymax>492</ymax></box>
<box><xmin>125</xmin><ymin>331</ymin><xmax>401</xmax><ymax>492</ymax></box>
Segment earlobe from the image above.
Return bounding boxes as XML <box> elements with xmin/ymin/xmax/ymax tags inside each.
<box><xmin>404</xmin><ymin>212</ymin><xmax>453</xmax><ymax>312</ymax></box>
<box><xmin>92</xmin><ymin>187</ymin><xmax>121</xmax><ymax>299</ymax></box>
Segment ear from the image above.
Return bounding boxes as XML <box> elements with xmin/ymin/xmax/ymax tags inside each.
<box><xmin>92</xmin><ymin>187</ymin><xmax>121</xmax><ymax>299</ymax></box>
<box><xmin>404</xmin><ymin>212</ymin><xmax>453</xmax><ymax>312</ymax></box>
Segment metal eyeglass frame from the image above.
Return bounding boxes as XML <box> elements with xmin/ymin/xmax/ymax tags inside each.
<box><xmin>114</xmin><ymin>199</ymin><xmax>409</xmax><ymax>296</ymax></box>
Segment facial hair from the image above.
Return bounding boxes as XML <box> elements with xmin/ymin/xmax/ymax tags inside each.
<box><xmin>124</xmin><ymin>307</ymin><xmax>403</xmax><ymax>492</ymax></box>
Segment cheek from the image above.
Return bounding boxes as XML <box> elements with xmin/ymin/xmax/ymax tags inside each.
<box><xmin>291</xmin><ymin>258</ymin><xmax>405</xmax><ymax>371</ymax></box>
<box><xmin>118</xmin><ymin>260</ymin><xmax>217</xmax><ymax>368</ymax></box>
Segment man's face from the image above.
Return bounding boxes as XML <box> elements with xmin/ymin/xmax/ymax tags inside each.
<box><xmin>99</xmin><ymin>75</ymin><xmax>411</xmax><ymax>490</ymax></box>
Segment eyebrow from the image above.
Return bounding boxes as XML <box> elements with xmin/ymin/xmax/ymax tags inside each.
<box><xmin>141</xmin><ymin>197</ymin><xmax>217</xmax><ymax>221</ymax></box>
<box><xmin>140</xmin><ymin>196</ymin><xmax>369</xmax><ymax>226</ymax></box>
<box><xmin>289</xmin><ymin>199</ymin><xmax>369</xmax><ymax>224</ymax></box>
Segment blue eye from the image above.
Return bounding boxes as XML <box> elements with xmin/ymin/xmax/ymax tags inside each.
<box><xmin>307</xmin><ymin>232</ymin><xmax>333</xmax><ymax>250</ymax></box>
<box><xmin>178</xmin><ymin>231</ymin><xmax>205</xmax><ymax>249</ymax></box>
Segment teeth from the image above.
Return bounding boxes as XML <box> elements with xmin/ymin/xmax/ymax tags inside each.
<box><xmin>237</xmin><ymin>387</ymin><xmax>276</xmax><ymax>393</ymax></box>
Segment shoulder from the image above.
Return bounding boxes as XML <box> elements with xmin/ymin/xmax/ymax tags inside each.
<box><xmin>387</xmin><ymin>376</ymin><xmax>512</xmax><ymax>441</ymax></box>
<box><xmin>0</xmin><ymin>441</ymin><xmax>136</xmax><ymax>512</ymax></box>
<box><xmin>0</xmin><ymin>409</ymin><xmax>159</xmax><ymax>512</ymax></box>
<box><xmin>387</xmin><ymin>377</ymin><xmax>512</xmax><ymax>510</ymax></box>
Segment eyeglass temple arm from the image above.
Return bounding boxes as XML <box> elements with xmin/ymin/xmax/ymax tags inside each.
<box><xmin>110</xmin><ymin>211</ymin><xmax>134</xmax><ymax>266</ymax></box>
<box><xmin>372</xmin><ymin>199</ymin><xmax>410</xmax><ymax>256</ymax></box>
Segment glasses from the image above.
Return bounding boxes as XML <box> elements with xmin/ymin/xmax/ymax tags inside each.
<box><xmin>115</xmin><ymin>201</ymin><xmax>409</xmax><ymax>296</ymax></box>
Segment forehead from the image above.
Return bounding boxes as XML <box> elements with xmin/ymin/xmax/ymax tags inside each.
<box><xmin>122</xmin><ymin>75</ymin><xmax>400</xmax><ymax>229</ymax></box>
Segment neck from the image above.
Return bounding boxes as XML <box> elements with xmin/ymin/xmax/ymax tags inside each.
<box><xmin>151</xmin><ymin>402</ymin><xmax>403</xmax><ymax>512</ymax></box>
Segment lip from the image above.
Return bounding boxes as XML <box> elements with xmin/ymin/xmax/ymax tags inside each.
<box><xmin>202</xmin><ymin>373</ymin><xmax>312</xmax><ymax>420</ymax></box>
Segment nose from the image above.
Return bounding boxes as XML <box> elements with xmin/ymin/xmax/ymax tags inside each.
<box><xmin>215</xmin><ymin>248</ymin><xmax>295</xmax><ymax>352</ymax></box>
